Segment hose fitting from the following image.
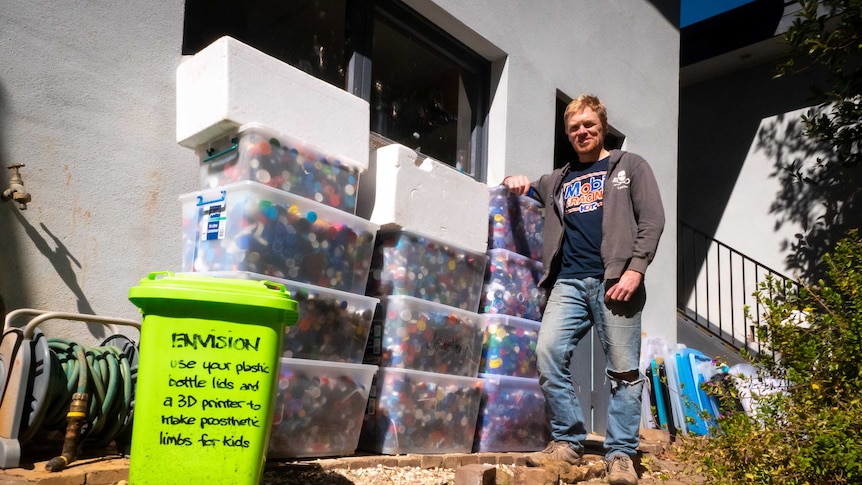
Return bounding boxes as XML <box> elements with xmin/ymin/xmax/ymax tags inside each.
<box><xmin>45</xmin><ymin>392</ymin><xmax>89</xmax><ymax>472</ymax></box>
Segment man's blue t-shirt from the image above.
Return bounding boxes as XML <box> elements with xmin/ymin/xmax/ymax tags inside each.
<box><xmin>557</xmin><ymin>156</ymin><xmax>608</xmax><ymax>280</ymax></box>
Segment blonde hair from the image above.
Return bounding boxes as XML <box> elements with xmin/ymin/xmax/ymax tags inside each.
<box><xmin>564</xmin><ymin>94</ymin><xmax>608</xmax><ymax>132</ymax></box>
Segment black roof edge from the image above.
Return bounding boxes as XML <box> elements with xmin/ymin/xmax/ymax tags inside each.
<box><xmin>681</xmin><ymin>0</ymin><xmax>788</xmax><ymax>66</ymax></box>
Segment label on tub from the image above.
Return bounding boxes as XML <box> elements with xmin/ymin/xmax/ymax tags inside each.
<box><xmin>202</xmin><ymin>202</ymin><xmax>227</xmax><ymax>241</ymax></box>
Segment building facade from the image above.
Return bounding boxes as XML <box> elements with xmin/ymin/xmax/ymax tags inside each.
<box><xmin>0</xmin><ymin>1</ymin><xmax>679</xmax><ymax>353</ymax></box>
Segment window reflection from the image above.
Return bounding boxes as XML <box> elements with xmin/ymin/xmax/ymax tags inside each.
<box><xmin>244</xmin><ymin>0</ymin><xmax>346</xmax><ymax>88</ymax></box>
<box><xmin>183</xmin><ymin>0</ymin><xmax>347</xmax><ymax>88</ymax></box>
<box><xmin>371</xmin><ymin>15</ymin><xmax>470</xmax><ymax>172</ymax></box>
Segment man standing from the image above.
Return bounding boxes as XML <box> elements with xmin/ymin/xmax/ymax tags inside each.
<box><xmin>503</xmin><ymin>94</ymin><xmax>664</xmax><ymax>485</ymax></box>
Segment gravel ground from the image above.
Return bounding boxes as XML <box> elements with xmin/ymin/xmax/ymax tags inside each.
<box><xmin>263</xmin><ymin>464</ymin><xmax>455</xmax><ymax>485</ymax></box>
<box><xmin>0</xmin><ymin>435</ymin><xmax>702</xmax><ymax>484</ymax></box>
<box><xmin>260</xmin><ymin>453</ymin><xmax>704</xmax><ymax>485</ymax></box>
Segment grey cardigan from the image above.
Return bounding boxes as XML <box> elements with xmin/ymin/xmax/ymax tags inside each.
<box><xmin>527</xmin><ymin>150</ymin><xmax>665</xmax><ymax>289</ymax></box>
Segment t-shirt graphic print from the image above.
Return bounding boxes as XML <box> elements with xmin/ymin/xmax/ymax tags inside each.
<box><xmin>558</xmin><ymin>156</ymin><xmax>608</xmax><ymax>280</ymax></box>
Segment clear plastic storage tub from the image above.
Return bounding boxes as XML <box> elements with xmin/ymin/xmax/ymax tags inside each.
<box><xmin>366</xmin><ymin>229</ymin><xmax>487</xmax><ymax>311</ymax></box>
<box><xmin>479</xmin><ymin>314</ymin><xmax>541</xmax><ymax>378</ymax></box>
<box><xmin>480</xmin><ymin>248</ymin><xmax>546</xmax><ymax>321</ymax></box>
<box><xmin>359</xmin><ymin>367</ymin><xmax>482</xmax><ymax>455</ymax></box>
<box><xmin>473</xmin><ymin>373</ymin><xmax>551</xmax><ymax>452</ymax></box>
<box><xmin>268</xmin><ymin>358</ymin><xmax>377</xmax><ymax>458</ymax></box>
<box><xmin>487</xmin><ymin>184</ymin><xmax>544</xmax><ymax>260</ymax></box>
<box><xmin>366</xmin><ymin>295</ymin><xmax>484</xmax><ymax>377</ymax></box>
<box><xmin>194</xmin><ymin>271</ymin><xmax>378</xmax><ymax>363</ymax></box>
<box><xmin>180</xmin><ymin>181</ymin><xmax>378</xmax><ymax>294</ymax></box>
<box><xmin>198</xmin><ymin>123</ymin><xmax>363</xmax><ymax>213</ymax></box>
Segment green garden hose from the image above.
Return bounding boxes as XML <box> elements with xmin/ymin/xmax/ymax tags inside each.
<box><xmin>41</xmin><ymin>338</ymin><xmax>134</xmax><ymax>472</ymax></box>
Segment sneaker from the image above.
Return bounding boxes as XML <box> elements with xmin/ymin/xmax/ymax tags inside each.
<box><xmin>607</xmin><ymin>454</ymin><xmax>638</xmax><ymax>485</ymax></box>
<box><xmin>524</xmin><ymin>441</ymin><xmax>583</xmax><ymax>467</ymax></box>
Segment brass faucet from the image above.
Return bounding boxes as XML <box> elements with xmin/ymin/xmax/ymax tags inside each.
<box><xmin>2</xmin><ymin>164</ymin><xmax>32</xmax><ymax>210</ymax></box>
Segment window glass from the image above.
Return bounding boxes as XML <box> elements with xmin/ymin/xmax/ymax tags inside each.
<box><xmin>183</xmin><ymin>0</ymin><xmax>346</xmax><ymax>88</ymax></box>
<box><xmin>370</xmin><ymin>14</ymin><xmax>471</xmax><ymax>172</ymax></box>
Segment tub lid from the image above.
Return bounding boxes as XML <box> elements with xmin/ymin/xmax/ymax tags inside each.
<box><xmin>128</xmin><ymin>271</ymin><xmax>299</xmax><ymax>314</ymax></box>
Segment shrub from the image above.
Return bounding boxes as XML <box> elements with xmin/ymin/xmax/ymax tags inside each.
<box><xmin>680</xmin><ymin>230</ymin><xmax>862</xmax><ymax>484</ymax></box>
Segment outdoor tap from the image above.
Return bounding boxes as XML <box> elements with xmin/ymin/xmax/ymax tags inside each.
<box><xmin>2</xmin><ymin>163</ymin><xmax>32</xmax><ymax>210</ymax></box>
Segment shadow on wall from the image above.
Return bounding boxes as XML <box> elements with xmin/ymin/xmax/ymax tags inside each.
<box><xmin>10</xmin><ymin>210</ymin><xmax>106</xmax><ymax>338</ymax></box>
<box><xmin>0</xmin><ymin>78</ymin><xmax>99</xmax><ymax>334</ymax></box>
<box><xmin>756</xmin><ymin>107</ymin><xmax>862</xmax><ymax>282</ymax></box>
<box><xmin>678</xmin><ymin>58</ymin><xmax>840</xmax><ymax>314</ymax></box>
<box><xmin>645</xmin><ymin>0</ymin><xmax>681</xmax><ymax>29</ymax></box>
<box><xmin>677</xmin><ymin>84</ymin><xmax>761</xmax><ymax>242</ymax></box>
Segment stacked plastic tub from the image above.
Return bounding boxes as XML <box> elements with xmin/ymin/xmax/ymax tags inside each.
<box><xmin>473</xmin><ymin>185</ymin><xmax>552</xmax><ymax>452</ymax></box>
<box><xmin>357</xmin><ymin>145</ymin><xmax>488</xmax><ymax>455</ymax></box>
<box><xmin>176</xmin><ymin>38</ymin><xmax>379</xmax><ymax>460</ymax></box>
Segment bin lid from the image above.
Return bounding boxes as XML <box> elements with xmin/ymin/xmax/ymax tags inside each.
<box><xmin>128</xmin><ymin>271</ymin><xmax>299</xmax><ymax>314</ymax></box>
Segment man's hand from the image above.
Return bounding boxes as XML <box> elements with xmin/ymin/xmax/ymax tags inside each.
<box><xmin>605</xmin><ymin>269</ymin><xmax>643</xmax><ymax>303</ymax></box>
<box><xmin>503</xmin><ymin>175</ymin><xmax>532</xmax><ymax>196</ymax></box>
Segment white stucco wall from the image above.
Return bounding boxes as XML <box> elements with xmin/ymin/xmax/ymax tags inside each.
<box><xmin>0</xmin><ymin>1</ymin><xmax>192</xmax><ymax>344</ymax></box>
<box><xmin>0</xmin><ymin>1</ymin><xmax>679</xmax><ymax>345</ymax></box>
<box><xmin>714</xmin><ymin>106</ymin><xmax>824</xmax><ymax>273</ymax></box>
<box><xmin>680</xmin><ymin>61</ymin><xmax>827</xmax><ymax>278</ymax></box>
<box><xmin>678</xmin><ymin>60</ymin><xmax>830</xmax><ymax>350</ymax></box>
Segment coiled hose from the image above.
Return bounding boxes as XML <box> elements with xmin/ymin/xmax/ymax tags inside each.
<box><xmin>41</xmin><ymin>338</ymin><xmax>133</xmax><ymax>472</ymax></box>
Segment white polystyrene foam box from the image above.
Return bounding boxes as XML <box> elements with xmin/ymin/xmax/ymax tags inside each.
<box><xmin>176</xmin><ymin>36</ymin><xmax>370</xmax><ymax>171</ymax></box>
<box><xmin>357</xmin><ymin>144</ymin><xmax>489</xmax><ymax>254</ymax></box>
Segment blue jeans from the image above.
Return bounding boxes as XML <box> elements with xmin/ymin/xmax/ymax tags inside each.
<box><xmin>536</xmin><ymin>277</ymin><xmax>645</xmax><ymax>460</ymax></box>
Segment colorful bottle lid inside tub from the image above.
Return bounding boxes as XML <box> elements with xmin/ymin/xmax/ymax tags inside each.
<box><xmin>196</xmin><ymin>123</ymin><xmax>364</xmax><ymax>213</ymax></box>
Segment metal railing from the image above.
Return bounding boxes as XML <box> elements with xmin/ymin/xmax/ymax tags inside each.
<box><xmin>677</xmin><ymin>221</ymin><xmax>798</xmax><ymax>356</ymax></box>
